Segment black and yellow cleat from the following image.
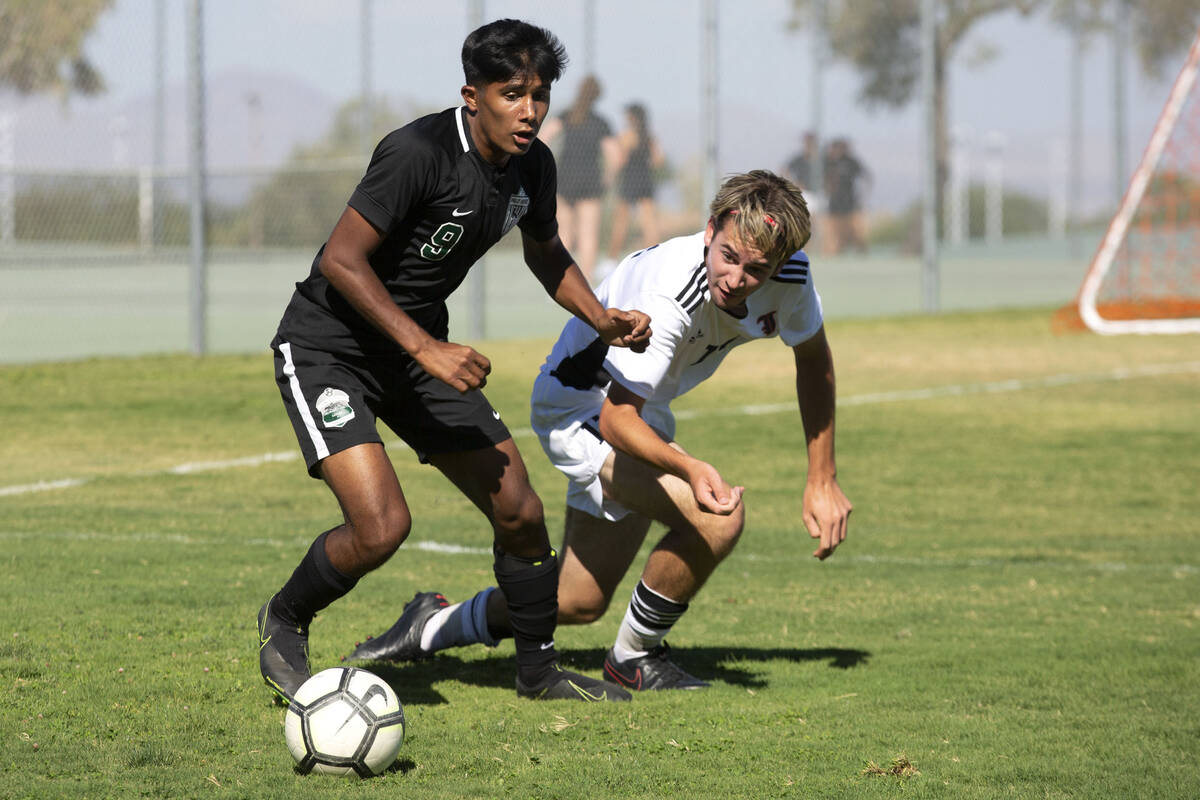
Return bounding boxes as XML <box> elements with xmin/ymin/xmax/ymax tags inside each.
<box><xmin>257</xmin><ymin>596</ymin><xmax>310</xmax><ymax>705</ymax></box>
<box><xmin>516</xmin><ymin>664</ymin><xmax>632</xmax><ymax>702</ymax></box>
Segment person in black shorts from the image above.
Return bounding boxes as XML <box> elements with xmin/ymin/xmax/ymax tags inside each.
<box><xmin>257</xmin><ymin>19</ymin><xmax>651</xmax><ymax>705</ymax></box>
<box><xmin>605</xmin><ymin>102</ymin><xmax>663</xmax><ymax>269</ymax></box>
<box><xmin>539</xmin><ymin>75</ymin><xmax>613</xmax><ymax>283</ymax></box>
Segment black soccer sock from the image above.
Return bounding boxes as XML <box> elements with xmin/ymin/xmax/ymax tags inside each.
<box><xmin>274</xmin><ymin>529</ymin><xmax>359</xmax><ymax>628</ymax></box>
<box><xmin>493</xmin><ymin>546</ymin><xmax>559</xmax><ymax>685</ymax></box>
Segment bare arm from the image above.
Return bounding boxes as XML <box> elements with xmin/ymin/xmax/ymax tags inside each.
<box><xmin>601</xmin><ymin>135</ymin><xmax>620</xmax><ymax>184</ymax></box>
<box><xmin>538</xmin><ymin>116</ymin><xmax>563</xmax><ymax>147</ymax></box>
<box><xmin>319</xmin><ymin>206</ymin><xmax>491</xmax><ymax>393</ymax></box>
<box><xmin>598</xmin><ymin>382</ymin><xmax>742</xmax><ymax>515</ymax></box>
<box><xmin>649</xmin><ymin>136</ymin><xmax>665</xmax><ymax>169</ymax></box>
<box><xmin>793</xmin><ymin>325</ymin><xmax>852</xmax><ymax>559</ymax></box>
<box><xmin>522</xmin><ymin>232</ymin><xmax>651</xmax><ymax>350</ymax></box>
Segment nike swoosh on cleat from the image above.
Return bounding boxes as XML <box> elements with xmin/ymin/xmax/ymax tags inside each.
<box><xmin>604</xmin><ymin>661</ymin><xmax>642</xmax><ymax>690</ymax></box>
<box><xmin>566</xmin><ymin>680</ymin><xmax>606</xmax><ymax>701</ymax></box>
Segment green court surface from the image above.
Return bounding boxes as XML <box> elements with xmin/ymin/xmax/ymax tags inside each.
<box><xmin>0</xmin><ymin>235</ymin><xmax>1090</xmax><ymax>364</ymax></box>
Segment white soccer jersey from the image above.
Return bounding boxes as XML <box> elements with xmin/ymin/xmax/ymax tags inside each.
<box><xmin>530</xmin><ymin>231</ymin><xmax>822</xmax><ymax>520</ymax></box>
<box><xmin>534</xmin><ymin>231</ymin><xmax>823</xmax><ymax>436</ymax></box>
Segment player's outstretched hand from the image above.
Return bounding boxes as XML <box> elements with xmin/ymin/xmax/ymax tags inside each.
<box><xmin>803</xmin><ymin>477</ymin><xmax>851</xmax><ymax>560</ymax></box>
<box><xmin>415</xmin><ymin>340</ymin><xmax>491</xmax><ymax>394</ymax></box>
<box><xmin>688</xmin><ymin>460</ymin><xmax>744</xmax><ymax>516</ymax></box>
<box><xmin>594</xmin><ymin>308</ymin><xmax>652</xmax><ymax>353</ymax></box>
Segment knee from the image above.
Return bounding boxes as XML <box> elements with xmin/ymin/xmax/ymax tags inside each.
<box><xmin>702</xmin><ymin>503</ymin><xmax>745</xmax><ymax>562</ymax></box>
<box><xmin>492</xmin><ymin>489</ymin><xmax>546</xmax><ymax>550</ymax></box>
<box><xmin>351</xmin><ymin>502</ymin><xmax>411</xmax><ymax>569</ymax></box>
<box><xmin>558</xmin><ymin>590</ymin><xmax>609</xmax><ymax>626</ymax></box>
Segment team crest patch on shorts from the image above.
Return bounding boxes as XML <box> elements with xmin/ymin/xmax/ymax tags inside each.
<box><xmin>315</xmin><ymin>388</ymin><xmax>355</xmax><ymax>429</ymax></box>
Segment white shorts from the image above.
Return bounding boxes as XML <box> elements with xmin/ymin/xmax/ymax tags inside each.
<box><xmin>530</xmin><ymin>372</ymin><xmax>676</xmax><ymax>523</ymax></box>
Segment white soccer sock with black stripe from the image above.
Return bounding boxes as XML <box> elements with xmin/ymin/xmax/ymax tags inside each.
<box><xmin>420</xmin><ymin>587</ymin><xmax>500</xmax><ymax>652</ymax></box>
<box><xmin>612</xmin><ymin>580</ymin><xmax>689</xmax><ymax>661</ymax></box>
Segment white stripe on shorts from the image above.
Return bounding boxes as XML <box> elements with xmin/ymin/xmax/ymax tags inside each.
<box><xmin>279</xmin><ymin>341</ymin><xmax>329</xmax><ymax>461</ymax></box>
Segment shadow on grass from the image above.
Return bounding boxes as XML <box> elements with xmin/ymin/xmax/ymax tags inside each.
<box><xmin>362</xmin><ymin>645</ymin><xmax>870</xmax><ymax>706</ymax></box>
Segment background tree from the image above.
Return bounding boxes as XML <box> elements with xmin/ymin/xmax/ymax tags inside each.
<box><xmin>0</xmin><ymin>0</ymin><xmax>113</xmax><ymax>97</ymax></box>
<box><xmin>789</xmin><ymin>0</ymin><xmax>1200</xmax><ymax>231</ymax></box>
<box><xmin>220</xmin><ymin>98</ymin><xmax>422</xmax><ymax>249</ymax></box>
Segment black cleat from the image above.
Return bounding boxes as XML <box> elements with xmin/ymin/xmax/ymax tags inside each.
<box><xmin>516</xmin><ymin>664</ymin><xmax>632</xmax><ymax>702</ymax></box>
<box><xmin>257</xmin><ymin>597</ymin><xmax>310</xmax><ymax>704</ymax></box>
<box><xmin>343</xmin><ymin>591</ymin><xmax>450</xmax><ymax>663</ymax></box>
<box><xmin>602</xmin><ymin>642</ymin><xmax>710</xmax><ymax>691</ymax></box>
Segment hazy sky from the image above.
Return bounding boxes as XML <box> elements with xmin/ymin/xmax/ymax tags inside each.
<box><xmin>18</xmin><ymin>0</ymin><xmax>1191</xmax><ymax>213</ymax></box>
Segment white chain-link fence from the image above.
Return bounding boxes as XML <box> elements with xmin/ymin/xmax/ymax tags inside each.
<box><xmin>0</xmin><ymin>0</ymin><xmax>1191</xmax><ymax>362</ymax></box>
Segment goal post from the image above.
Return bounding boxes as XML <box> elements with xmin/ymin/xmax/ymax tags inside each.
<box><xmin>1075</xmin><ymin>26</ymin><xmax>1200</xmax><ymax>335</ymax></box>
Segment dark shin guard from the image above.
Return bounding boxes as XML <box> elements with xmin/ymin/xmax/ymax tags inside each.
<box><xmin>275</xmin><ymin>529</ymin><xmax>359</xmax><ymax>627</ymax></box>
<box><xmin>493</xmin><ymin>547</ymin><xmax>559</xmax><ymax>684</ymax></box>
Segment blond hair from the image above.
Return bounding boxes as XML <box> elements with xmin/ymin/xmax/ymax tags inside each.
<box><xmin>708</xmin><ymin>170</ymin><xmax>811</xmax><ymax>267</ymax></box>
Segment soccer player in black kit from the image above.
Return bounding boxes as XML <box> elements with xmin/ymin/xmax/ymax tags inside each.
<box><xmin>257</xmin><ymin>19</ymin><xmax>650</xmax><ymax>704</ymax></box>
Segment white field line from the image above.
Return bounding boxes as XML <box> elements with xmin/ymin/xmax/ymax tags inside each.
<box><xmin>0</xmin><ymin>529</ymin><xmax>1194</xmax><ymax>575</ymax></box>
<box><xmin>0</xmin><ymin>529</ymin><xmax>495</xmax><ymax>555</ymax></box>
<box><xmin>0</xmin><ymin>478</ymin><xmax>88</xmax><ymax>497</ymax></box>
<box><xmin>5</xmin><ymin>359</ymin><xmax>1200</xmax><ymax>500</ymax></box>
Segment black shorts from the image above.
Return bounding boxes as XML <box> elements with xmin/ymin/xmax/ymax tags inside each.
<box><xmin>272</xmin><ymin>339</ymin><xmax>512</xmax><ymax>477</ymax></box>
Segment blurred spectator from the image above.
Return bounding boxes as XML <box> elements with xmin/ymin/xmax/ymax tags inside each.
<box><xmin>603</xmin><ymin>102</ymin><xmax>663</xmax><ymax>275</ymax></box>
<box><xmin>824</xmin><ymin>137</ymin><xmax>871</xmax><ymax>254</ymax></box>
<box><xmin>539</xmin><ymin>75</ymin><xmax>615</xmax><ymax>283</ymax></box>
<box><xmin>784</xmin><ymin>131</ymin><xmax>820</xmax><ymax>195</ymax></box>
<box><xmin>784</xmin><ymin>130</ymin><xmax>827</xmax><ymax>251</ymax></box>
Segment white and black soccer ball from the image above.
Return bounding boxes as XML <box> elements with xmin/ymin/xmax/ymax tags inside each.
<box><xmin>284</xmin><ymin>667</ymin><xmax>406</xmax><ymax>778</ymax></box>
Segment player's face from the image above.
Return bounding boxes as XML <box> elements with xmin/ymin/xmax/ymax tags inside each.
<box><xmin>461</xmin><ymin>73</ymin><xmax>551</xmax><ymax>166</ymax></box>
<box><xmin>703</xmin><ymin>218</ymin><xmax>776</xmax><ymax>314</ymax></box>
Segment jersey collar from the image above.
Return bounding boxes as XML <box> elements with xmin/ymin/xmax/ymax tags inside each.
<box><xmin>455</xmin><ymin>105</ymin><xmax>508</xmax><ymax>176</ymax></box>
<box><xmin>455</xmin><ymin>106</ymin><xmax>472</xmax><ymax>154</ymax></box>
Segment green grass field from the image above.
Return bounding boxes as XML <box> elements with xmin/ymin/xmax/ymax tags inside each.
<box><xmin>2</xmin><ymin>308</ymin><xmax>1198</xmax><ymax>799</ymax></box>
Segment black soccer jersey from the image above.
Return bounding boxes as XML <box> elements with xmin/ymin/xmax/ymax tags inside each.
<box><xmin>276</xmin><ymin>106</ymin><xmax>559</xmax><ymax>356</ymax></box>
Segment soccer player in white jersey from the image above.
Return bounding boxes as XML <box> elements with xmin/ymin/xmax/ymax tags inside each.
<box><xmin>347</xmin><ymin>170</ymin><xmax>852</xmax><ymax>689</ymax></box>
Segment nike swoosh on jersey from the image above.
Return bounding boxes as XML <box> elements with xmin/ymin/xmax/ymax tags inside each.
<box><xmin>451</xmin><ymin>208</ymin><xmax>474</xmax><ymax>217</ymax></box>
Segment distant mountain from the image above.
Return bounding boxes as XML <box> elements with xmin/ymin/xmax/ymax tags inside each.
<box><xmin>0</xmin><ymin>70</ymin><xmax>336</xmax><ymax>173</ymax></box>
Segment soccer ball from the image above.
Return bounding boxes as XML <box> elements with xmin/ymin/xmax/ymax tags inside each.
<box><xmin>284</xmin><ymin>667</ymin><xmax>406</xmax><ymax>777</ymax></box>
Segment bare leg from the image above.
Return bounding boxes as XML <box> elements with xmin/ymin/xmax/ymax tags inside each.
<box><xmin>428</xmin><ymin>439</ymin><xmax>562</xmax><ymax>687</ymax></box>
<box><xmin>427</xmin><ymin>438</ymin><xmax>549</xmax><ymax>558</ymax></box>
<box><xmin>556</xmin><ymin>195</ymin><xmax>576</xmax><ymax>252</ymax></box>
<box><xmin>574</xmin><ymin>198</ymin><xmax>603</xmax><ymax>282</ymax></box>
<box><xmin>608</xmin><ymin>200</ymin><xmax>631</xmax><ymax>261</ymax></box>
<box><xmin>259</xmin><ymin>442</ymin><xmax>411</xmax><ymax>700</ymax></box>
<box><xmin>636</xmin><ymin>198</ymin><xmax>660</xmax><ymax>250</ymax></box>
<box><xmin>600</xmin><ymin>445</ymin><xmax>743</xmax><ymax>602</ymax></box>
<box><xmin>319</xmin><ymin>443</ymin><xmax>412</xmax><ymax>577</ymax></box>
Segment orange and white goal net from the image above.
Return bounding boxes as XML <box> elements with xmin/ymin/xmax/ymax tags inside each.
<box><xmin>1075</xmin><ymin>26</ymin><xmax>1200</xmax><ymax>334</ymax></box>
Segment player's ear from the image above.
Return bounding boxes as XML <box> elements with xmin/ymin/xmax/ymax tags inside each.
<box><xmin>703</xmin><ymin>217</ymin><xmax>716</xmax><ymax>247</ymax></box>
<box><xmin>461</xmin><ymin>84</ymin><xmax>478</xmax><ymax>111</ymax></box>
